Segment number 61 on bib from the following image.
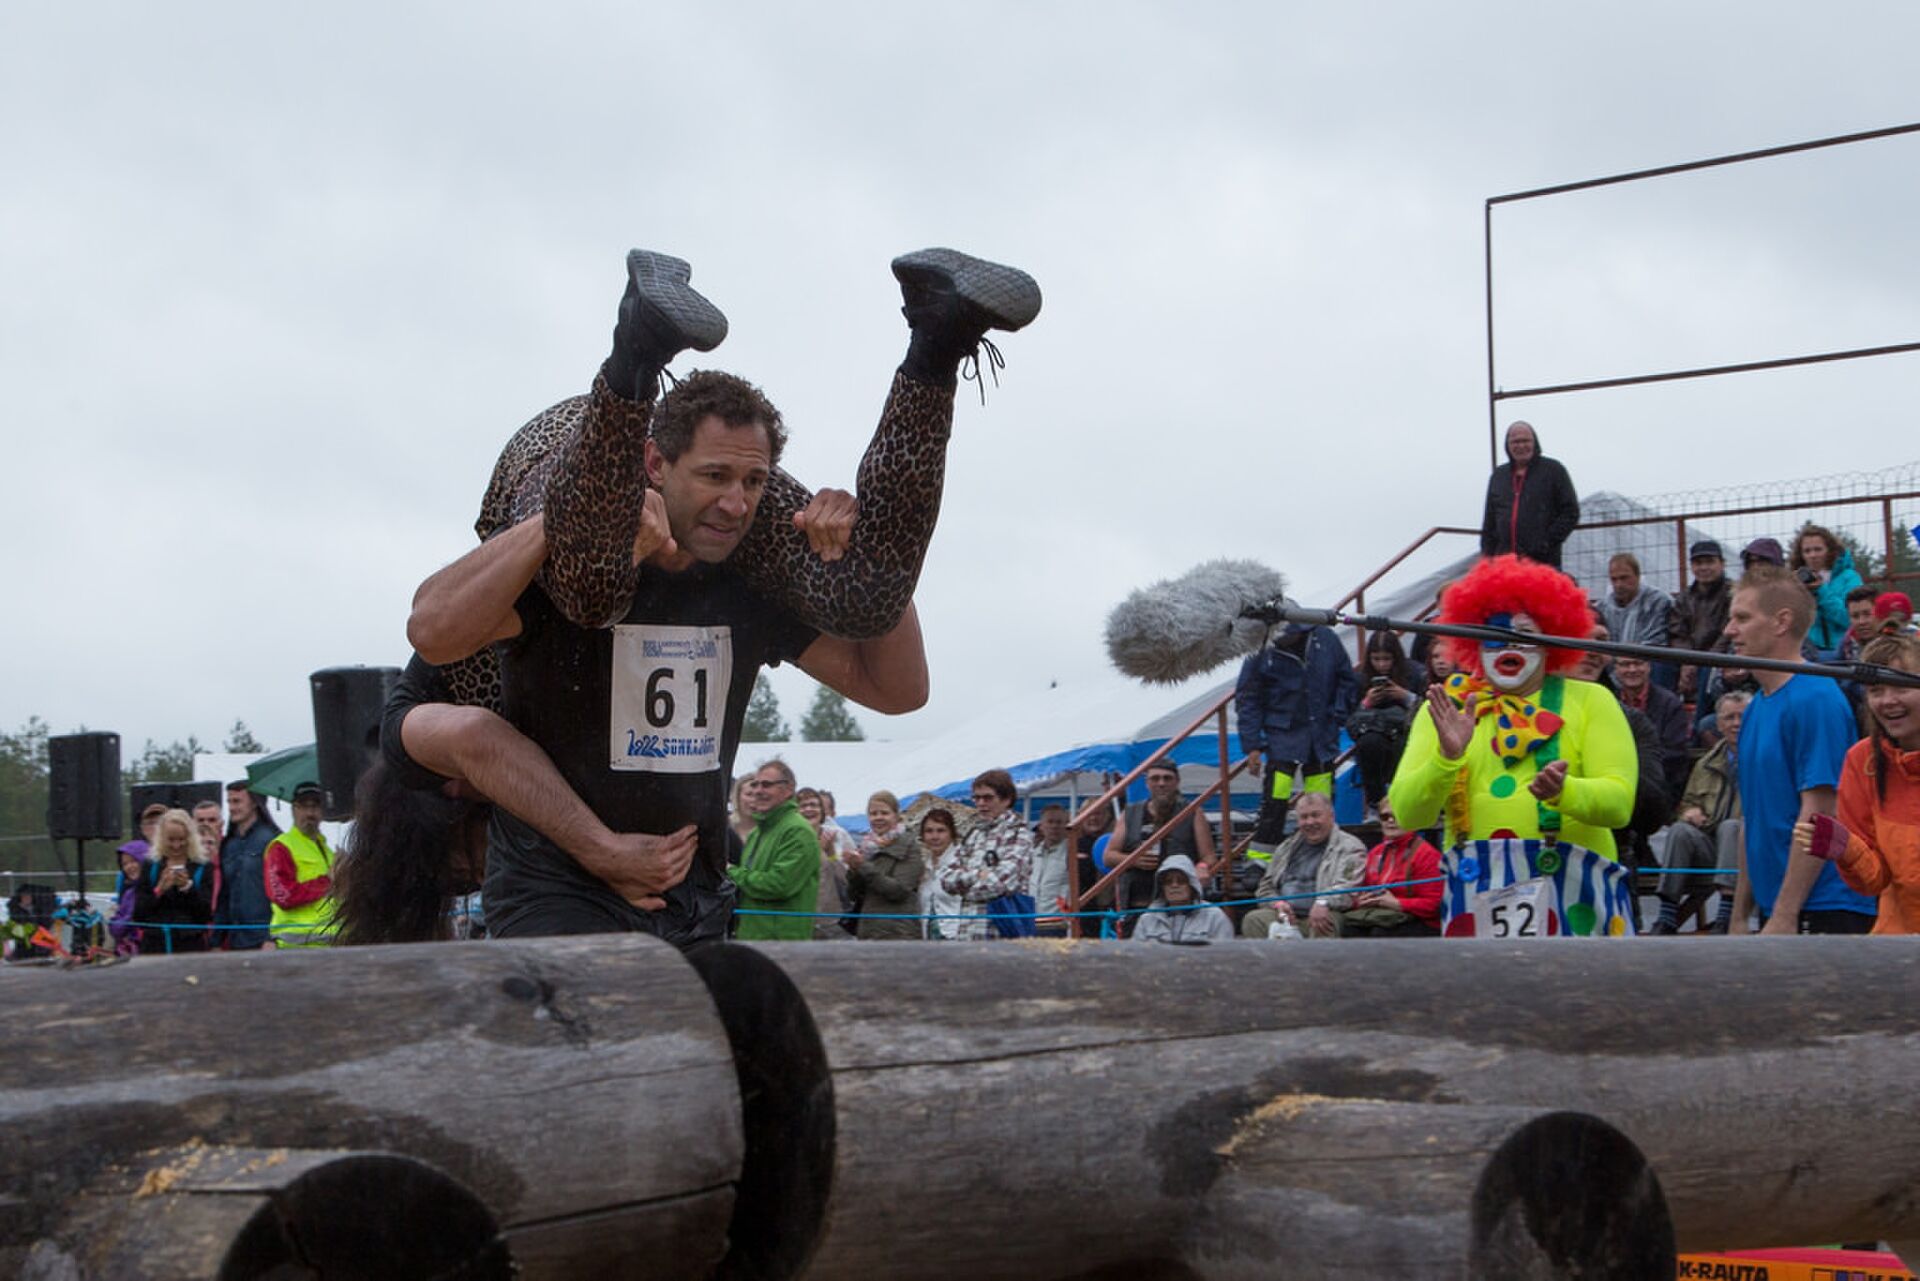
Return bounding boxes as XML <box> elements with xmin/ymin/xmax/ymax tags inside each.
<box><xmin>609</xmin><ymin>625</ymin><xmax>733</xmax><ymax>774</ymax></box>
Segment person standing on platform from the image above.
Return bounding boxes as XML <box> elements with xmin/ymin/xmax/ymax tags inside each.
<box><xmin>1236</xmin><ymin>617</ymin><xmax>1356</xmax><ymax>870</ymax></box>
<box><xmin>1479</xmin><ymin>420</ymin><xmax>1580</xmax><ymax>569</ymax></box>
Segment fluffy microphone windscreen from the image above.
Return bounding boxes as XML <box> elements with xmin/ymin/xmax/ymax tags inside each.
<box><xmin>1104</xmin><ymin>559</ymin><xmax>1287</xmax><ymax>684</ymax></box>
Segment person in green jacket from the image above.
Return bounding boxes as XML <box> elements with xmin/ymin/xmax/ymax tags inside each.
<box><xmin>730</xmin><ymin>760</ymin><xmax>820</xmax><ymax>941</ymax></box>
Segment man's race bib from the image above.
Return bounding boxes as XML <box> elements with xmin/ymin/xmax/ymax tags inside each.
<box><xmin>610</xmin><ymin>625</ymin><xmax>732</xmax><ymax>773</ymax></box>
<box><xmin>1442</xmin><ymin>838</ymin><xmax>1636</xmax><ymax>938</ymax></box>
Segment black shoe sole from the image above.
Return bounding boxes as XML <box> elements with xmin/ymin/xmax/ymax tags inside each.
<box><xmin>626</xmin><ymin>249</ymin><xmax>729</xmax><ymax>352</ymax></box>
<box><xmin>891</xmin><ymin>248</ymin><xmax>1042</xmax><ymax>332</ymax></box>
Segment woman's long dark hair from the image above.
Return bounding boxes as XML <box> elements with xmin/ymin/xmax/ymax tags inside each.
<box><xmin>1357</xmin><ymin>629</ymin><xmax>1416</xmax><ymax>688</ymax></box>
<box><xmin>332</xmin><ymin>760</ymin><xmax>483</xmax><ymax>945</ymax></box>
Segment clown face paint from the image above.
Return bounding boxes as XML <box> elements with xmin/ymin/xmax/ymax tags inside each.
<box><xmin>1482</xmin><ymin>611</ymin><xmax>1546</xmax><ymax>694</ymax></box>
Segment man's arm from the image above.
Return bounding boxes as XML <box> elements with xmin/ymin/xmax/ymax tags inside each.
<box><xmin>1234</xmin><ymin>654</ymin><xmax>1267</xmax><ymax>759</ymax></box>
<box><xmin>400</xmin><ymin>704</ymin><xmax>695</xmax><ymax>910</ymax></box>
<box><xmin>413</xmin><ymin>490</ymin><xmax>676</xmax><ymax>666</ymax></box>
<box><xmin>1192</xmin><ymin>809</ymin><xmax>1216</xmax><ymax>868</ymax></box>
<box><xmin>408</xmin><ymin>515</ymin><xmax>545</xmax><ymax>665</ymax></box>
<box><xmin>1328</xmin><ymin>636</ymin><xmax>1360</xmax><ymax>723</ymax></box>
<box><xmin>1314</xmin><ymin>834</ymin><xmax>1368</xmax><ymax>910</ymax></box>
<box><xmin>1759</xmin><ymin>786</ymin><xmax>1837</xmax><ymax>934</ymax></box>
<box><xmin>793</xmin><ymin>604</ymin><xmax>929</xmax><ymax>715</ymax></box>
<box><xmin>1544</xmin><ymin>461</ymin><xmax>1581</xmax><ymax>546</ymax></box>
<box><xmin>1730</xmin><ymin>823</ymin><xmax>1754</xmax><ymax>934</ymax></box>
<box><xmin>264</xmin><ymin>840</ymin><xmax>331</xmax><ymax>909</ymax></box>
<box><xmin>1480</xmin><ymin>472</ymin><xmax>1501</xmax><ymax>557</ymax></box>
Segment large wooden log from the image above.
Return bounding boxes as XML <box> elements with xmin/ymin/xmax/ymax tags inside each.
<box><xmin>0</xmin><ymin>936</ymin><xmax>742</xmax><ymax>1280</ymax></box>
<box><xmin>720</xmin><ymin>937</ymin><xmax>1920</xmax><ymax>1280</ymax></box>
<box><xmin>7</xmin><ymin>933</ymin><xmax>1917</xmax><ymax>1279</ymax></box>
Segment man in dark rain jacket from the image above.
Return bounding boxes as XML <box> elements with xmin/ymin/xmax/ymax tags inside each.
<box><xmin>1480</xmin><ymin>420</ymin><xmax>1580</xmax><ymax>569</ymax></box>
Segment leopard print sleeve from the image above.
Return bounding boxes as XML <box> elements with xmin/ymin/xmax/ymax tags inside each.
<box><xmin>433</xmin><ymin>647</ymin><xmax>503</xmax><ymax>712</ymax></box>
<box><xmin>477</xmin><ymin>367</ymin><xmax>955</xmax><ymax>644</ymax></box>
<box><xmin>486</xmin><ymin>377</ymin><xmax>655</xmax><ymax>630</ymax></box>
<box><xmin>729</xmin><ymin>370</ymin><xmax>954</xmax><ymax>640</ymax></box>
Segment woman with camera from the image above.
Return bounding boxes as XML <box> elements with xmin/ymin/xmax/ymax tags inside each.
<box><xmin>134</xmin><ymin>808</ymin><xmax>215</xmax><ymax>954</ymax></box>
<box><xmin>1792</xmin><ymin>523</ymin><xmax>1865</xmax><ymax>659</ymax></box>
<box><xmin>1347</xmin><ymin>630</ymin><xmax>1419</xmax><ymax>821</ymax></box>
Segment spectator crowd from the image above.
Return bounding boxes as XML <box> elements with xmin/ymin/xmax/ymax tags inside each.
<box><xmin>10</xmin><ymin>453</ymin><xmax>1920</xmax><ymax>953</ymax></box>
<box><xmin>8</xmin><ymin>779</ymin><xmax>345</xmax><ymax>959</ymax></box>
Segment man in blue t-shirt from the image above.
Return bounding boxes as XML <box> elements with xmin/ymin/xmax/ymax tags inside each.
<box><xmin>1725</xmin><ymin>566</ymin><xmax>1874</xmax><ymax>934</ymax></box>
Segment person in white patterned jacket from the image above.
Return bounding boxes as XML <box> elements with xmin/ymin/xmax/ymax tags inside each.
<box><xmin>939</xmin><ymin>769</ymin><xmax>1035</xmax><ymax>940</ymax></box>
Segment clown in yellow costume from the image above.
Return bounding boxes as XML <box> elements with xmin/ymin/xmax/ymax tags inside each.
<box><xmin>1389</xmin><ymin>557</ymin><xmax>1638</xmax><ymax>937</ymax></box>
<box><xmin>1392</xmin><ymin>669</ymin><xmax>1636</xmax><ymax>856</ymax></box>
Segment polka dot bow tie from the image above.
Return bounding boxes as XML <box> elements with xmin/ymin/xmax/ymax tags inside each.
<box><xmin>1444</xmin><ymin>673</ymin><xmax>1565</xmax><ymax>765</ymax></box>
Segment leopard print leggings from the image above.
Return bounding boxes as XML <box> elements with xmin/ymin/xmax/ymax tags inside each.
<box><xmin>434</xmin><ymin>366</ymin><xmax>955</xmax><ymax>709</ymax></box>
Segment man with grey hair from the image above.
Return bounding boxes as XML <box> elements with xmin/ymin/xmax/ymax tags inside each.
<box><xmin>1479</xmin><ymin>420</ymin><xmax>1580</xmax><ymax>568</ymax></box>
<box><xmin>1238</xmin><ymin>792</ymin><xmax>1366</xmax><ymax>940</ymax></box>
<box><xmin>1649</xmin><ymin>690</ymin><xmax>1750</xmax><ymax>935</ymax></box>
<box><xmin>730</xmin><ymin>758</ymin><xmax>819</xmax><ymax>941</ymax></box>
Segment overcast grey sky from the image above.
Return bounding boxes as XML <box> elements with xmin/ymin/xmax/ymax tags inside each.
<box><xmin>4</xmin><ymin>1</ymin><xmax>1919</xmax><ymax>760</ymax></box>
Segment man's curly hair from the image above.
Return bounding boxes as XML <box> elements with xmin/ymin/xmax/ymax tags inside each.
<box><xmin>1437</xmin><ymin>555</ymin><xmax>1595</xmax><ymax>677</ymax></box>
<box><xmin>650</xmin><ymin>369</ymin><xmax>786</xmax><ymax>465</ymax></box>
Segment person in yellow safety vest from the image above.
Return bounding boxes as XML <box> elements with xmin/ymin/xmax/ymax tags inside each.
<box><xmin>264</xmin><ymin>782</ymin><xmax>339</xmax><ymax>947</ymax></box>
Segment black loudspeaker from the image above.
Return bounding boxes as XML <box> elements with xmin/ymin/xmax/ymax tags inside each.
<box><xmin>312</xmin><ymin>666</ymin><xmax>401</xmax><ymax>822</ymax></box>
<box><xmin>47</xmin><ymin>733</ymin><xmax>121</xmax><ymax>841</ymax></box>
<box><xmin>129</xmin><ymin>781</ymin><xmax>224</xmax><ymax>823</ymax></box>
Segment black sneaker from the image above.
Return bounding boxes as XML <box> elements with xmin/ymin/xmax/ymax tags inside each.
<box><xmin>1646</xmin><ymin>919</ymin><xmax>1678</xmax><ymax>936</ymax></box>
<box><xmin>625</xmin><ymin>249</ymin><xmax>728</xmax><ymax>354</ymax></box>
<box><xmin>891</xmin><ymin>247</ymin><xmax>1042</xmax><ymax>335</ymax></box>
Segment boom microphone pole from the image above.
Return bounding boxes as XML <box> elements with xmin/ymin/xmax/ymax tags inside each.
<box><xmin>1100</xmin><ymin>557</ymin><xmax>1920</xmax><ymax>690</ymax></box>
<box><xmin>1256</xmin><ymin>601</ymin><xmax>1920</xmax><ymax>692</ymax></box>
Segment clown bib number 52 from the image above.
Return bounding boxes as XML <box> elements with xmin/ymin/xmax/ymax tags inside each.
<box><xmin>1476</xmin><ymin>878</ymin><xmax>1550</xmax><ymax>938</ymax></box>
<box><xmin>609</xmin><ymin>625</ymin><xmax>733</xmax><ymax>773</ymax></box>
<box><xmin>1443</xmin><ymin>838</ymin><xmax>1637</xmax><ymax>938</ymax></box>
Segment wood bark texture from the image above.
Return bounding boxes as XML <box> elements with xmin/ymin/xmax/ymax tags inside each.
<box><xmin>737</xmin><ymin>937</ymin><xmax>1920</xmax><ymax>1280</ymax></box>
<box><xmin>0</xmin><ymin>936</ymin><xmax>741</xmax><ymax>1280</ymax></box>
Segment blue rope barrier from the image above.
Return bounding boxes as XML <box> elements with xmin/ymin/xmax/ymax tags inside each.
<box><xmin>732</xmin><ymin>864</ymin><xmax>1746</xmax><ymax>921</ymax></box>
<box><xmin>107</xmin><ymin>867</ymin><xmax>1746</xmax><ymax>936</ymax></box>
<box><xmin>120</xmin><ymin>919</ymin><xmax>335</xmax><ymax>936</ymax></box>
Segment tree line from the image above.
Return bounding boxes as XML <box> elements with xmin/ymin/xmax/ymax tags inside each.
<box><xmin>744</xmin><ymin>676</ymin><xmax>865</xmax><ymax>743</ymax></box>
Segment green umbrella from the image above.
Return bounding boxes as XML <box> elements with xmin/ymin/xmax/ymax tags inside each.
<box><xmin>245</xmin><ymin>742</ymin><xmax>320</xmax><ymax>802</ymax></box>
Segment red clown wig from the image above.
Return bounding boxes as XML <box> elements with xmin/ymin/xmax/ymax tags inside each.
<box><xmin>1436</xmin><ymin>555</ymin><xmax>1594</xmax><ymax>677</ymax></box>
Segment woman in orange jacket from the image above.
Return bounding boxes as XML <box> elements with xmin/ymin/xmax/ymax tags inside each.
<box><xmin>1795</xmin><ymin>634</ymin><xmax>1920</xmax><ymax>932</ymax></box>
